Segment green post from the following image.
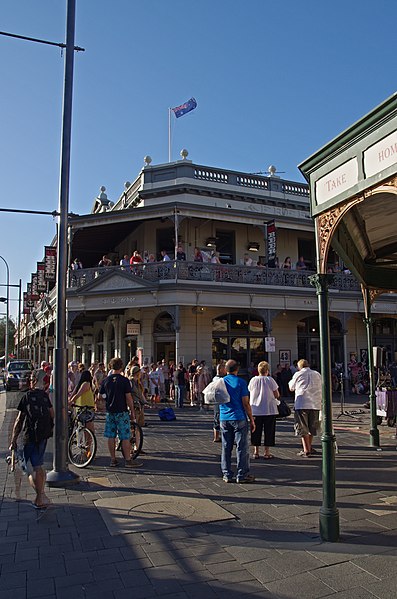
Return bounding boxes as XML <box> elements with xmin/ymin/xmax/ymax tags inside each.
<box><xmin>362</xmin><ymin>287</ymin><xmax>380</xmax><ymax>448</ymax></box>
<box><xmin>310</xmin><ymin>274</ymin><xmax>340</xmax><ymax>542</ymax></box>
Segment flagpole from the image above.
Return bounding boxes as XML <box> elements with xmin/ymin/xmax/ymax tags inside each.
<box><xmin>168</xmin><ymin>108</ymin><xmax>171</xmax><ymax>162</ymax></box>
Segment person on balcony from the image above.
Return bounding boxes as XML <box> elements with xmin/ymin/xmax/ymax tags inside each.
<box><xmin>176</xmin><ymin>245</ymin><xmax>186</xmax><ymax>260</ymax></box>
<box><xmin>282</xmin><ymin>257</ymin><xmax>292</xmax><ymax>269</ymax></box>
<box><xmin>119</xmin><ymin>254</ymin><xmax>130</xmax><ymax>267</ymax></box>
<box><xmin>71</xmin><ymin>258</ymin><xmax>83</xmax><ymax>270</ymax></box>
<box><xmin>243</xmin><ymin>253</ymin><xmax>253</xmax><ymax>266</ymax></box>
<box><xmin>130</xmin><ymin>250</ymin><xmax>143</xmax><ymax>265</ymax></box>
<box><xmin>296</xmin><ymin>256</ymin><xmax>307</xmax><ymax>270</ymax></box>
<box><xmin>210</xmin><ymin>250</ymin><xmax>221</xmax><ymax>264</ymax></box>
<box><xmin>193</xmin><ymin>247</ymin><xmax>203</xmax><ymax>262</ymax></box>
<box><xmin>98</xmin><ymin>255</ymin><xmax>112</xmax><ymax>267</ymax></box>
<box><xmin>161</xmin><ymin>250</ymin><xmax>171</xmax><ymax>262</ymax></box>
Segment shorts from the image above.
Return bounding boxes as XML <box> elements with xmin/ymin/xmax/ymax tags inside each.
<box><xmin>24</xmin><ymin>440</ymin><xmax>47</xmax><ymax>468</ymax></box>
<box><xmin>294</xmin><ymin>409</ymin><xmax>320</xmax><ymax>437</ymax></box>
<box><xmin>104</xmin><ymin>412</ymin><xmax>131</xmax><ymax>441</ymax></box>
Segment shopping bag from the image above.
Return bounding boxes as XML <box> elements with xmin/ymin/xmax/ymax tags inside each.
<box><xmin>158</xmin><ymin>407</ymin><xmax>176</xmax><ymax>421</ymax></box>
<box><xmin>276</xmin><ymin>399</ymin><xmax>291</xmax><ymax>419</ymax></box>
<box><xmin>203</xmin><ymin>377</ymin><xmax>230</xmax><ymax>405</ymax></box>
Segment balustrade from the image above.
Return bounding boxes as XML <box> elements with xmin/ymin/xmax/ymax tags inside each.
<box><xmin>67</xmin><ymin>263</ymin><xmax>360</xmax><ymax>291</ymax></box>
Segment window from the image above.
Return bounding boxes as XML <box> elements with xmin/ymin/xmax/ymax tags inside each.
<box><xmin>215</xmin><ymin>230</ymin><xmax>235</xmax><ymax>264</ymax></box>
<box><xmin>212</xmin><ymin>313</ymin><xmax>267</xmax><ymax>375</ymax></box>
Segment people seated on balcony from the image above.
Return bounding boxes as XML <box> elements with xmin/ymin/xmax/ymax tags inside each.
<box><xmin>119</xmin><ymin>254</ymin><xmax>130</xmax><ymax>267</ymax></box>
<box><xmin>98</xmin><ymin>255</ymin><xmax>112</xmax><ymax>267</ymax></box>
<box><xmin>176</xmin><ymin>245</ymin><xmax>186</xmax><ymax>260</ymax></box>
<box><xmin>296</xmin><ymin>256</ymin><xmax>307</xmax><ymax>271</ymax></box>
<box><xmin>193</xmin><ymin>247</ymin><xmax>203</xmax><ymax>262</ymax></box>
<box><xmin>71</xmin><ymin>258</ymin><xmax>83</xmax><ymax>270</ymax></box>
<box><xmin>282</xmin><ymin>257</ymin><xmax>292</xmax><ymax>269</ymax></box>
<box><xmin>210</xmin><ymin>250</ymin><xmax>221</xmax><ymax>264</ymax></box>
<box><xmin>257</xmin><ymin>258</ymin><xmax>266</xmax><ymax>268</ymax></box>
<box><xmin>130</xmin><ymin>250</ymin><xmax>143</xmax><ymax>265</ymax></box>
<box><xmin>243</xmin><ymin>253</ymin><xmax>253</xmax><ymax>267</ymax></box>
<box><xmin>147</xmin><ymin>253</ymin><xmax>156</xmax><ymax>263</ymax></box>
<box><xmin>161</xmin><ymin>249</ymin><xmax>171</xmax><ymax>262</ymax></box>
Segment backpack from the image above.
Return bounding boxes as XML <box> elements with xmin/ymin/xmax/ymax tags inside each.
<box><xmin>158</xmin><ymin>407</ymin><xmax>176</xmax><ymax>421</ymax></box>
<box><xmin>25</xmin><ymin>390</ymin><xmax>54</xmax><ymax>443</ymax></box>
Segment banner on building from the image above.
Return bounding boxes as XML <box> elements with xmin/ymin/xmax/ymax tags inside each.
<box><xmin>23</xmin><ymin>292</ymin><xmax>31</xmax><ymax>314</ymax></box>
<box><xmin>37</xmin><ymin>262</ymin><xmax>46</xmax><ymax>292</ymax></box>
<box><xmin>31</xmin><ymin>273</ymin><xmax>39</xmax><ymax>298</ymax></box>
<box><xmin>44</xmin><ymin>246</ymin><xmax>57</xmax><ymax>282</ymax></box>
<box><xmin>266</xmin><ymin>220</ymin><xmax>277</xmax><ymax>267</ymax></box>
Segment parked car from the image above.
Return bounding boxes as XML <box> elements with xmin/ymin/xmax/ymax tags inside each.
<box><xmin>5</xmin><ymin>360</ymin><xmax>34</xmax><ymax>391</ymax></box>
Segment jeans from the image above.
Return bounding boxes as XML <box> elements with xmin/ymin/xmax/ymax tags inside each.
<box><xmin>175</xmin><ymin>385</ymin><xmax>186</xmax><ymax>408</ymax></box>
<box><xmin>220</xmin><ymin>419</ymin><xmax>250</xmax><ymax>480</ymax></box>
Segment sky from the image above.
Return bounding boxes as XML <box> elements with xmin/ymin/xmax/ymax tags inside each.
<box><xmin>0</xmin><ymin>0</ymin><xmax>396</xmax><ymax>318</ymax></box>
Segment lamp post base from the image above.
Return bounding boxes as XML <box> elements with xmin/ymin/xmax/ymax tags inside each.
<box><xmin>370</xmin><ymin>428</ymin><xmax>380</xmax><ymax>448</ymax></box>
<box><xmin>319</xmin><ymin>507</ymin><xmax>340</xmax><ymax>542</ymax></box>
<box><xmin>47</xmin><ymin>468</ymin><xmax>80</xmax><ymax>487</ymax></box>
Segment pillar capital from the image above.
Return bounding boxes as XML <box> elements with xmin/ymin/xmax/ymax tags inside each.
<box><xmin>309</xmin><ymin>273</ymin><xmax>334</xmax><ymax>294</ymax></box>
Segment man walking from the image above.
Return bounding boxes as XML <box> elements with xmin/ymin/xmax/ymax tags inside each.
<box><xmin>219</xmin><ymin>359</ymin><xmax>255</xmax><ymax>483</ymax></box>
<box><xmin>9</xmin><ymin>373</ymin><xmax>54</xmax><ymax>508</ymax></box>
<box><xmin>100</xmin><ymin>357</ymin><xmax>143</xmax><ymax>468</ymax></box>
<box><xmin>289</xmin><ymin>359</ymin><xmax>322</xmax><ymax>457</ymax></box>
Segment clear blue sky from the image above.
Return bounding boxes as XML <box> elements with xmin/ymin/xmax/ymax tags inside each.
<box><xmin>1</xmin><ymin>0</ymin><xmax>396</xmax><ymax>318</ymax></box>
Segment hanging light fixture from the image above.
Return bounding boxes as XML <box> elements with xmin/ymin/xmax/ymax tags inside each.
<box><xmin>206</xmin><ymin>237</ymin><xmax>217</xmax><ymax>247</ymax></box>
<box><xmin>247</xmin><ymin>241</ymin><xmax>260</xmax><ymax>252</ymax></box>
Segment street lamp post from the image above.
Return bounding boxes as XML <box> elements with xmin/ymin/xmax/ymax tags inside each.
<box><xmin>47</xmin><ymin>0</ymin><xmax>79</xmax><ymax>485</ymax></box>
<box><xmin>0</xmin><ymin>256</ymin><xmax>10</xmax><ymax>365</ymax></box>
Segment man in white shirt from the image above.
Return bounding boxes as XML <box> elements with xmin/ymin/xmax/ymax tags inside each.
<box><xmin>289</xmin><ymin>359</ymin><xmax>322</xmax><ymax>457</ymax></box>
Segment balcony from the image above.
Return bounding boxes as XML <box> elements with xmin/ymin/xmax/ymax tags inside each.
<box><xmin>67</xmin><ymin>262</ymin><xmax>360</xmax><ymax>292</ymax></box>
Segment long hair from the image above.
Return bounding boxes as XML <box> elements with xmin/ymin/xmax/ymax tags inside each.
<box><xmin>75</xmin><ymin>369</ymin><xmax>92</xmax><ymax>393</ymax></box>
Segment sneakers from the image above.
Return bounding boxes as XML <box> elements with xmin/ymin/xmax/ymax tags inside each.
<box><xmin>222</xmin><ymin>475</ymin><xmax>233</xmax><ymax>483</ymax></box>
<box><xmin>297</xmin><ymin>450</ymin><xmax>311</xmax><ymax>457</ymax></box>
<box><xmin>236</xmin><ymin>475</ymin><xmax>255</xmax><ymax>484</ymax></box>
<box><xmin>125</xmin><ymin>460</ymin><xmax>143</xmax><ymax>468</ymax></box>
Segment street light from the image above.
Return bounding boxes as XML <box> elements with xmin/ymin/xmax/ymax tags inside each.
<box><xmin>0</xmin><ymin>256</ymin><xmax>10</xmax><ymax>366</ymax></box>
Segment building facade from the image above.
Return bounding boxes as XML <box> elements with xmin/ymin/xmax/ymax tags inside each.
<box><xmin>18</xmin><ymin>157</ymin><xmax>397</xmax><ymax>375</ymax></box>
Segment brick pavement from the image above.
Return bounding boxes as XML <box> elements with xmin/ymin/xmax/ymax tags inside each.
<box><xmin>1</xmin><ymin>391</ymin><xmax>397</xmax><ymax>599</ymax></box>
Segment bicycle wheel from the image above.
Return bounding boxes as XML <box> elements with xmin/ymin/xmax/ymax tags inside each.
<box><xmin>68</xmin><ymin>427</ymin><xmax>97</xmax><ymax>468</ymax></box>
<box><xmin>130</xmin><ymin>422</ymin><xmax>143</xmax><ymax>459</ymax></box>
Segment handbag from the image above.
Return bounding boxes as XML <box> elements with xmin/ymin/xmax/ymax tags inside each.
<box><xmin>276</xmin><ymin>399</ymin><xmax>291</xmax><ymax>418</ymax></box>
<box><xmin>203</xmin><ymin>377</ymin><xmax>231</xmax><ymax>405</ymax></box>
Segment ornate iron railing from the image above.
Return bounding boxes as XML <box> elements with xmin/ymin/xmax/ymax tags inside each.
<box><xmin>68</xmin><ymin>262</ymin><xmax>360</xmax><ymax>292</ymax></box>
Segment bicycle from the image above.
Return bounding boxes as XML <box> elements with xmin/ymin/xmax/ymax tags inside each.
<box><xmin>116</xmin><ymin>420</ymin><xmax>143</xmax><ymax>460</ymax></box>
<box><xmin>68</xmin><ymin>405</ymin><xmax>97</xmax><ymax>468</ymax></box>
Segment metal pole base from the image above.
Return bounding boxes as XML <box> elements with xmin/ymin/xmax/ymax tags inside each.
<box><xmin>47</xmin><ymin>468</ymin><xmax>80</xmax><ymax>487</ymax></box>
<box><xmin>369</xmin><ymin>428</ymin><xmax>380</xmax><ymax>448</ymax></box>
<box><xmin>319</xmin><ymin>507</ymin><xmax>340</xmax><ymax>542</ymax></box>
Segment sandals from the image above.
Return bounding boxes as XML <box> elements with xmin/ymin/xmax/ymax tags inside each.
<box><xmin>264</xmin><ymin>454</ymin><xmax>274</xmax><ymax>460</ymax></box>
<box><xmin>252</xmin><ymin>454</ymin><xmax>260</xmax><ymax>459</ymax></box>
<box><xmin>109</xmin><ymin>459</ymin><xmax>119</xmax><ymax>467</ymax></box>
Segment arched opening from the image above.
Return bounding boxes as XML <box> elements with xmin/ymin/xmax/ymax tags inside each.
<box><xmin>297</xmin><ymin>315</ymin><xmax>343</xmax><ymax>371</ymax></box>
<box><xmin>153</xmin><ymin>312</ymin><xmax>175</xmax><ymax>363</ymax></box>
<box><xmin>212</xmin><ymin>312</ymin><xmax>267</xmax><ymax>376</ymax></box>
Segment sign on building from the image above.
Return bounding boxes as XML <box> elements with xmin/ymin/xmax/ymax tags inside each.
<box><xmin>44</xmin><ymin>246</ymin><xmax>57</xmax><ymax>282</ymax></box>
<box><xmin>127</xmin><ymin>323</ymin><xmax>141</xmax><ymax>336</ymax></box>
<box><xmin>265</xmin><ymin>336</ymin><xmax>276</xmax><ymax>352</ymax></box>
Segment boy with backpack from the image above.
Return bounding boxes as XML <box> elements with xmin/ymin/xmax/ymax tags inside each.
<box><xmin>9</xmin><ymin>373</ymin><xmax>54</xmax><ymax>509</ymax></box>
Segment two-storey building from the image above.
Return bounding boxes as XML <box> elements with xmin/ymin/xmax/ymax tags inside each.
<box><xmin>19</xmin><ymin>154</ymin><xmax>397</xmax><ymax>376</ymax></box>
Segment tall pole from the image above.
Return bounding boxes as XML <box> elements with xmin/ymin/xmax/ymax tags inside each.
<box><xmin>0</xmin><ymin>256</ymin><xmax>10</xmax><ymax>364</ymax></box>
<box><xmin>47</xmin><ymin>0</ymin><xmax>79</xmax><ymax>485</ymax></box>
<box><xmin>168</xmin><ymin>108</ymin><xmax>171</xmax><ymax>162</ymax></box>
<box><xmin>362</xmin><ymin>285</ymin><xmax>380</xmax><ymax>447</ymax></box>
<box><xmin>310</xmin><ymin>273</ymin><xmax>340</xmax><ymax>542</ymax></box>
<box><xmin>17</xmin><ymin>279</ymin><xmax>21</xmax><ymax>359</ymax></box>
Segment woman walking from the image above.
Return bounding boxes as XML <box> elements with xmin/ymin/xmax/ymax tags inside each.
<box><xmin>248</xmin><ymin>361</ymin><xmax>280</xmax><ymax>459</ymax></box>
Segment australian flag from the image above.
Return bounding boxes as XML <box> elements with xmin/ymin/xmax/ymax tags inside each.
<box><xmin>172</xmin><ymin>97</ymin><xmax>197</xmax><ymax>118</ymax></box>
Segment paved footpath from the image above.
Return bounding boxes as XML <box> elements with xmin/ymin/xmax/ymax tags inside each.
<box><xmin>1</xmin><ymin>391</ymin><xmax>397</xmax><ymax>599</ymax></box>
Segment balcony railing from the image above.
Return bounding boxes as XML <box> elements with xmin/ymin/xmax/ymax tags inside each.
<box><xmin>68</xmin><ymin>262</ymin><xmax>360</xmax><ymax>292</ymax></box>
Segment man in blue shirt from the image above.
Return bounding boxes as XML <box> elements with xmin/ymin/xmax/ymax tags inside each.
<box><xmin>219</xmin><ymin>360</ymin><xmax>256</xmax><ymax>483</ymax></box>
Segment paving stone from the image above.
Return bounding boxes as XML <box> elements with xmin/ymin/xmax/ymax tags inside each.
<box><xmin>311</xmin><ymin>562</ymin><xmax>379</xmax><ymax>592</ymax></box>
<box><xmin>26</xmin><ymin>577</ymin><xmax>54</xmax><ymax>598</ymax></box>
<box><xmin>265</xmin><ymin>571</ymin><xmax>335</xmax><ymax>598</ymax></box>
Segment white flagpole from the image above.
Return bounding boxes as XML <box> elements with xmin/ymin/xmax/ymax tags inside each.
<box><xmin>168</xmin><ymin>108</ymin><xmax>171</xmax><ymax>162</ymax></box>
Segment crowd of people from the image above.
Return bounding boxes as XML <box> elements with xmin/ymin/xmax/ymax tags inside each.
<box><xmin>8</xmin><ymin>352</ymin><xmax>322</xmax><ymax>506</ymax></box>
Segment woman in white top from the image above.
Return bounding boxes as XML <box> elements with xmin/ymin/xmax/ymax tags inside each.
<box><xmin>248</xmin><ymin>361</ymin><xmax>280</xmax><ymax>459</ymax></box>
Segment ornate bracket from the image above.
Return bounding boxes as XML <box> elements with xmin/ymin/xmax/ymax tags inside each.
<box><xmin>315</xmin><ymin>195</ymin><xmax>364</xmax><ymax>274</ymax></box>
